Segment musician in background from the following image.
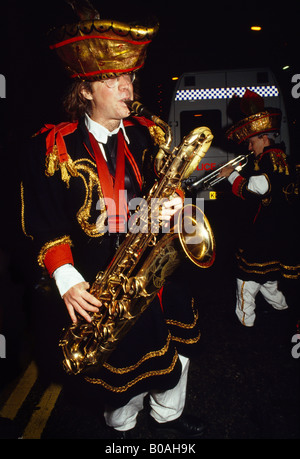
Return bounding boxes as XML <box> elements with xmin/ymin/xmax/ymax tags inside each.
<box><xmin>21</xmin><ymin>4</ymin><xmax>205</xmax><ymax>439</ymax></box>
<box><xmin>218</xmin><ymin>89</ymin><xmax>299</xmax><ymax>327</ymax></box>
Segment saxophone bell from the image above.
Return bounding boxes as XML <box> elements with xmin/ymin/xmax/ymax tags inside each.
<box><xmin>178</xmin><ymin>204</ymin><xmax>215</xmax><ymax>268</ymax></box>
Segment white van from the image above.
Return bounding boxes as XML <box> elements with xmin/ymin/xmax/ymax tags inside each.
<box><xmin>168</xmin><ymin>67</ymin><xmax>290</xmax><ymax>199</ymax></box>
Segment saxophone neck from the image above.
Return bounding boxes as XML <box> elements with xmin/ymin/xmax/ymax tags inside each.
<box><xmin>126</xmin><ymin>100</ymin><xmax>172</xmax><ymax>173</ymax></box>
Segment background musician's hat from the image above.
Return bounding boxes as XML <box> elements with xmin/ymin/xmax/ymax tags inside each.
<box><xmin>48</xmin><ymin>0</ymin><xmax>159</xmax><ymax>81</ymax></box>
<box><xmin>226</xmin><ymin>89</ymin><xmax>281</xmax><ymax>144</ymax></box>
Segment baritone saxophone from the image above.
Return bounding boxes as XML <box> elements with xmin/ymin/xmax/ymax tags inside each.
<box><xmin>59</xmin><ymin>100</ymin><xmax>215</xmax><ymax>375</ymax></box>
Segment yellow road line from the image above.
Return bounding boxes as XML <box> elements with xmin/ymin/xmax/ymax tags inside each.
<box><xmin>0</xmin><ymin>361</ymin><xmax>38</xmax><ymax>420</ymax></box>
<box><xmin>22</xmin><ymin>383</ymin><xmax>62</xmax><ymax>439</ymax></box>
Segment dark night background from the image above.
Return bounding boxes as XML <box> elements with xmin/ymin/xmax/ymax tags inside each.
<box><xmin>0</xmin><ymin>0</ymin><xmax>299</xmax><ymax>440</ymax></box>
<box><xmin>1</xmin><ymin>0</ymin><xmax>300</xmax><ymax>131</ymax></box>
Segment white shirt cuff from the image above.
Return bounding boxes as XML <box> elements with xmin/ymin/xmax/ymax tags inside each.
<box><xmin>52</xmin><ymin>264</ymin><xmax>86</xmax><ymax>297</ymax></box>
<box><xmin>228</xmin><ymin>172</ymin><xmax>269</xmax><ymax>194</ymax></box>
<box><xmin>228</xmin><ymin>171</ymin><xmax>240</xmax><ymax>185</ymax></box>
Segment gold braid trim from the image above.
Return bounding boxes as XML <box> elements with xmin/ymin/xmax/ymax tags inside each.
<box><xmin>237</xmin><ymin>252</ymin><xmax>300</xmax><ymax>269</ymax></box>
<box><xmin>239</xmin><ymin>265</ymin><xmax>300</xmax><ymax>279</ymax></box>
<box><xmin>165</xmin><ymin>298</ymin><xmax>198</xmax><ymax>329</ymax></box>
<box><xmin>84</xmin><ymin>352</ymin><xmax>179</xmax><ymax>392</ymax></box>
<box><xmin>235</xmin><ymin>177</ymin><xmax>247</xmax><ymax>198</ymax></box>
<box><xmin>171</xmin><ymin>331</ymin><xmax>201</xmax><ymax>345</ymax></box>
<box><xmin>237</xmin><ymin>252</ymin><xmax>300</xmax><ymax>279</ymax></box>
<box><xmin>103</xmin><ymin>332</ymin><xmax>173</xmax><ymax>374</ymax></box>
<box><xmin>74</xmin><ymin>160</ymin><xmax>107</xmax><ymax>237</ymax></box>
<box><xmin>20</xmin><ymin>182</ymin><xmax>33</xmax><ymax>240</ymax></box>
<box><xmin>37</xmin><ymin>235</ymin><xmax>73</xmax><ymax>269</ymax></box>
<box><xmin>165</xmin><ymin>298</ymin><xmax>200</xmax><ymax>345</ymax></box>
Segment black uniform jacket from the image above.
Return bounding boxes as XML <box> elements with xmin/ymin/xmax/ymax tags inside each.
<box><xmin>21</xmin><ymin>116</ymin><xmax>201</xmax><ymax>407</ymax></box>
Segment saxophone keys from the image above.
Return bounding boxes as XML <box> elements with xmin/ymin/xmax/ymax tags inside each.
<box><xmin>108</xmin><ymin>301</ymin><xmax>117</xmax><ymax>316</ymax></box>
<box><xmin>102</xmin><ymin>326</ymin><xmax>108</xmax><ymax>338</ymax></box>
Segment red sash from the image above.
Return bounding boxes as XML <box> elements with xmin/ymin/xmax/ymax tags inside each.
<box><xmin>89</xmin><ymin>130</ymin><xmax>127</xmax><ymax>233</ymax></box>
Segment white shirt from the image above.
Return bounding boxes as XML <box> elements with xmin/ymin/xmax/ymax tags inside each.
<box><xmin>228</xmin><ymin>170</ymin><xmax>269</xmax><ymax>194</ymax></box>
<box><xmin>85</xmin><ymin>113</ymin><xmax>130</xmax><ymax>159</ymax></box>
<box><xmin>53</xmin><ymin>114</ymin><xmax>129</xmax><ymax>297</ymax></box>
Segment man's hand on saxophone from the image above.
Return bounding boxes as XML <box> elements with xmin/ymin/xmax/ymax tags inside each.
<box><xmin>160</xmin><ymin>195</ymin><xmax>183</xmax><ymax>221</ymax></box>
<box><xmin>153</xmin><ymin>195</ymin><xmax>183</xmax><ymax>232</ymax></box>
<box><xmin>60</xmin><ymin>195</ymin><xmax>182</xmax><ymax>324</ymax></box>
<box><xmin>63</xmin><ymin>282</ymin><xmax>102</xmax><ymax>323</ymax></box>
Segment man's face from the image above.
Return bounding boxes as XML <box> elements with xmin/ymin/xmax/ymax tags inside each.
<box><xmin>247</xmin><ymin>134</ymin><xmax>270</xmax><ymax>157</ymax></box>
<box><xmin>83</xmin><ymin>74</ymin><xmax>134</xmax><ymax>128</ymax></box>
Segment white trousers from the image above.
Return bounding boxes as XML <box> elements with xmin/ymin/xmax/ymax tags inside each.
<box><xmin>104</xmin><ymin>354</ymin><xmax>190</xmax><ymax>432</ymax></box>
<box><xmin>236</xmin><ymin>279</ymin><xmax>288</xmax><ymax>327</ymax></box>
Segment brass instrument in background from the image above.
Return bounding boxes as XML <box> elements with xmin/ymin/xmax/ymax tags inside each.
<box><xmin>188</xmin><ymin>151</ymin><xmax>254</xmax><ymax>191</ymax></box>
<box><xmin>59</xmin><ymin>101</ymin><xmax>215</xmax><ymax>376</ymax></box>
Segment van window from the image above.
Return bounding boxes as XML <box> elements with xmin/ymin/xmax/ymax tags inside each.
<box><xmin>180</xmin><ymin>110</ymin><xmax>222</xmax><ymax>144</ymax></box>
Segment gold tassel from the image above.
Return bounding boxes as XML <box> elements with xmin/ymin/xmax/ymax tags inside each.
<box><xmin>45</xmin><ymin>146</ymin><xmax>60</xmax><ymax>177</ymax></box>
<box><xmin>270</xmin><ymin>152</ymin><xmax>277</xmax><ymax>171</ymax></box>
<box><xmin>285</xmin><ymin>164</ymin><xmax>289</xmax><ymax>175</ymax></box>
<box><xmin>254</xmin><ymin>160</ymin><xmax>260</xmax><ymax>171</ymax></box>
<box><xmin>45</xmin><ymin>144</ymin><xmax>78</xmax><ymax>186</ymax></box>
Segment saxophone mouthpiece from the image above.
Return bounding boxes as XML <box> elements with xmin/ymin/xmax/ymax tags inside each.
<box><xmin>125</xmin><ymin>100</ymin><xmax>155</xmax><ymax>120</ymax></box>
<box><xmin>125</xmin><ymin>100</ymin><xmax>134</xmax><ymax>110</ymax></box>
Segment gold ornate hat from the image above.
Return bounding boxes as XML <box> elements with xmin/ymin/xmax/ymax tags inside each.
<box><xmin>49</xmin><ymin>2</ymin><xmax>159</xmax><ymax>81</ymax></box>
<box><xmin>226</xmin><ymin>89</ymin><xmax>281</xmax><ymax>144</ymax></box>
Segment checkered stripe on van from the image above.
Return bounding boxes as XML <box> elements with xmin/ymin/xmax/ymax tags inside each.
<box><xmin>175</xmin><ymin>85</ymin><xmax>279</xmax><ymax>101</ymax></box>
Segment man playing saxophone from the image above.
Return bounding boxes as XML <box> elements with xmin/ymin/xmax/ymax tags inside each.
<box><xmin>21</xmin><ymin>3</ymin><xmax>206</xmax><ymax>439</ymax></box>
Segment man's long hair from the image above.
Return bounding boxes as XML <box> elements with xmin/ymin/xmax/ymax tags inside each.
<box><xmin>63</xmin><ymin>80</ymin><xmax>93</xmax><ymax>121</ymax></box>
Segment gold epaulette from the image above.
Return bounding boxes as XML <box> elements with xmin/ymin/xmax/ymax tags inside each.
<box><xmin>269</xmin><ymin>150</ymin><xmax>289</xmax><ymax>175</ymax></box>
<box><xmin>34</xmin><ymin>122</ymin><xmax>79</xmax><ymax>187</ymax></box>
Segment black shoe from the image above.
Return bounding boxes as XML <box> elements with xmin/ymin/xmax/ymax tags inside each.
<box><xmin>148</xmin><ymin>414</ymin><xmax>205</xmax><ymax>439</ymax></box>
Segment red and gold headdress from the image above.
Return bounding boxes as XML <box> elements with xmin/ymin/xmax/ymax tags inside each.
<box><xmin>49</xmin><ymin>2</ymin><xmax>158</xmax><ymax>81</ymax></box>
<box><xmin>226</xmin><ymin>89</ymin><xmax>281</xmax><ymax>144</ymax></box>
